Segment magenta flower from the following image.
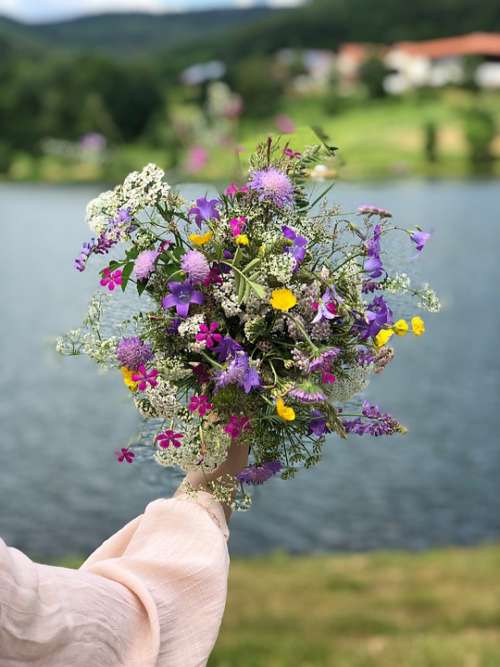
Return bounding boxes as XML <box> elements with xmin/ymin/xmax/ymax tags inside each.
<box><xmin>283</xmin><ymin>147</ymin><xmax>302</xmax><ymax>159</ymax></box>
<box><xmin>224</xmin><ymin>415</ymin><xmax>251</xmax><ymax>440</ymax></box>
<box><xmin>131</xmin><ymin>365</ymin><xmax>159</xmax><ymax>391</ymax></box>
<box><xmin>156</xmin><ymin>429</ymin><xmax>184</xmax><ymax>448</ymax></box>
<box><xmin>229</xmin><ymin>216</ymin><xmax>247</xmax><ymax>237</ymax></box>
<box><xmin>275</xmin><ymin>114</ymin><xmax>295</xmax><ymax>134</ymax></box>
<box><xmin>311</xmin><ymin>288</ymin><xmax>337</xmax><ymax>324</ymax></box>
<box><xmin>188</xmin><ymin>394</ymin><xmax>214</xmax><ymax>417</ymax></box>
<box><xmin>196</xmin><ymin>322</ymin><xmax>223</xmax><ymax>349</ymax></box>
<box><xmin>410</xmin><ymin>230</ymin><xmax>431</xmax><ymax>252</ymax></box>
<box><xmin>321</xmin><ymin>372</ymin><xmax>336</xmax><ymax>384</ymax></box>
<box><xmin>162</xmin><ymin>280</ymin><xmax>204</xmax><ymax>318</ymax></box>
<box><xmin>192</xmin><ymin>363</ymin><xmax>211</xmax><ymax>385</ymax></box>
<box><xmin>100</xmin><ymin>267</ymin><xmax>122</xmax><ymax>291</ymax></box>
<box><xmin>115</xmin><ymin>447</ymin><xmax>135</xmax><ymax>463</ymax></box>
<box><xmin>224</xmin><ymin>183</ymin><xmax>248</xmax><ymax>197</ymax></box>
<box><xmin>188</xmin><ymin>197</ymin><xmax>220</xmax><ymax>228</ymax></box>
<box><xmin>203</xmin><ymin>266</ymin><xmax>223</xmax><ymax>287</ymax></box>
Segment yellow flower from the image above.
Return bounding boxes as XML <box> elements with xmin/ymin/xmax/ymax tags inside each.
<box><xmin>374</xmin><ymin>328</ymin><xmax>394</xmax><ymax>348</ymax></box>
<box><xmin>276</xmin><ymin>398</ymin><xmax>295</xmax><ymax>422</ymax></box>
<box><xmin>270</xmin><ymin>288</ymin><xmax>297</xmax><ymax>312</ymax></box>
<box><xmin>411</xmin><ymin>316</ymin><xmax>425</xmax><ymax>336</ymax></box>
<box><xmin>121</xmin><ymin>367</ymin><xmax>138</xmax><ymax>392</ymax></box>
<box><xmin>235</xmin><ymin>234</ymin><xmax>249</xmax><ymax>246</ymax></box>
<box><xmin>189</xmin><ymin>231</ymin><xmax>213</xmax><ymax>246</ymax></box>
<box><xmin>393</xmin><ymin>319</ymin><xmax>409</xmax><ymax>336</ymax></box>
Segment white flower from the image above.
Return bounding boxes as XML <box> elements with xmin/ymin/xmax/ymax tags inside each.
<box><xmin>178</xmin><ymin>314</ymin><xmax>205</xmax><ymax>338</ymax></box>
<box><xmin>417</xmin><ymin>283</ymin><xmax>441</xmax><ymax>312</ymax></box>
<box><xmin>85</xmin><ymin>188</ymin><xmax>122</xmax><ymax>232</ymax></box>
<box><xmin>384</xmin><ymin>272</ymin><xmax>411</xmax><ymax>294</ymax></box>
<box><xmin>122</xmin><ymin>163</ymin><xmax>171</xmax><ymax>212</ymax></box>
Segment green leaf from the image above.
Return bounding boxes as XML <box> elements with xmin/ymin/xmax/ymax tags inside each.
<box><xmin>249</xmin><ymin>281</ymin><xmax>267</xmax><ymax>300</ymax></box>
<box><xmin>120</xmin><ymin>262</ymin><xmax>134</xmax><ymax>292</ymax></box>
<box><xmin>136</xmin><ymin>279</ymin><xmax>148</xmax><ymax>296</ymax></box>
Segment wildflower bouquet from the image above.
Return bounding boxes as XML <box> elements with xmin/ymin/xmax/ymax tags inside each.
<box><xmin>59</xmin><ymin>136</ymin><xmax>440</xmax><ymax>508</ymax></box>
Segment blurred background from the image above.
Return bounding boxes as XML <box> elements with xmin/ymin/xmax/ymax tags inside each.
<box><xmin>1</xmin><ymin>1</ymin><xmax>500</xmax><ymax>665</ymax></box>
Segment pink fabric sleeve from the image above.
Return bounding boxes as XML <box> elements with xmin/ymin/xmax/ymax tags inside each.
<box><xmin>0</xmin><ymin>490</ymin><xmax>230</xmax><ymax>667</ymax></box>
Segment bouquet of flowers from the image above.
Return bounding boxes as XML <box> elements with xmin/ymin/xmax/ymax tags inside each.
<box><xmin>58</xmin><ymin>136</ymin><xmax>440</xmax><ymax>509</ymax></box>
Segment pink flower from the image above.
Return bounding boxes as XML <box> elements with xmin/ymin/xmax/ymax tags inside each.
<box><xmin>115</xmin><ymin>447</ymin><xmax>135</xmax><ymax>463</ymax></box>
<box><xmin>131</xmin><ymin>365</ymin><xmax>159</xmax><ymax>391</ymax></box>
<box><xmin>203</xmin><ymin>266</ymin><xmax>223</xmax><ymax>287</ymax></box>
<box><xmin>224</xmin><ymin>183</ymin><xmax>249</xmax><ymax>197</ymax></box>
<box><xmin>284</xmin><ymin>147</ymin><xmax>302</xmax><ymax>159</ymax></box>
<box><xmin>100</xmin><ymin>267</ymin><xmax>122</xmax><ymax>291</ymax></box>
<box><xmin>184</xmin><ymin>145</ymin><xmax>208</xmax><ymax>174</ymax></box>
<box><xmin>275</xmin><ymin>114</ymin><xmax>295</xmax><ymax>134</ymax></box>
<box><xmin>321</xmin><ymin>372</ymin><xmax>336</xmax><ymax>384</ymax></box>
<box><xmin>188</xmin><ymin>394</ymin><xmax>214</xmax><ymax>417</ymax></box>
<box><xmin>229</xmin><ymin>216</ymin><xmax>247</xmax><ymax>237</ymax></box>
<box><xmin>196</xmin><ymin>322</ymin><xmax>223</xmax><ymax>349</ymax></box>
<box><xmin>156</xmin><ymin>429</ymin><xmax>184</xmax><ymax>448</ymax></box>
<box><xmin>224</xmin><ymin>415</ymin><xmax>251</xmax><ymax>440</ymax></box>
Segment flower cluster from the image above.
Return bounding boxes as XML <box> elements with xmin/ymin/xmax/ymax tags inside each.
<box><xmin>62</xmin><ymin>137</ymin><xmax>439</xmax><ymax>508</ymax></box>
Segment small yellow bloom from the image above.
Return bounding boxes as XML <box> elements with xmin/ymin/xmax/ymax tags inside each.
<box><xmin>189</xmin><ymin>231</ymin><xmax>213</xmax><ymax>246</ymax></box>
<box><xmin>121</xmin><ymin>367</ymin><xmax>138</xmax><ymax>392</ymax></box>
<box><xmin>270</xmin><ymin>288</ymin><xmax>297</xmax><ymax>312</ymax></box>
<box><xmin>374</xmin><ymin>328</ymin><xmax>394</xmax><ymax>348</ymax></box>
<box><xmin>411</xmin><ymin>316</ymin><xmax>425</xmax><ymax>336</ymax></box>
<box><xmin>276</xmin><ymin>397</ymin><xmax>295</xmax><ymax>422</ymax></box>
<box><xmin>235</xmin><ymin>234</ymin><xmax>249</xmax><ymax>246</ymax></box>
<box><xmin>393</xmin><ymin>319</ymin><xmax>409</xmax><ymax>336</ymax></box>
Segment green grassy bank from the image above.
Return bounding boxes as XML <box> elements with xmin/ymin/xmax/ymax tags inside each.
<box><xmin>7</xmin><ymin>90</ymin><xmax>500</xmax><ymax>184</ymax></box>
<box><xmin>55</xmin><ymin>543</ymin><xmax>500</xmax><ymax>666</ymax></box>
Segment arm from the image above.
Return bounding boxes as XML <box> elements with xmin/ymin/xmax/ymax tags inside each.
<box><xmin>174</xmin><ymin>440</ymin><xmax>249</xmax><ymax>524</ymax></box>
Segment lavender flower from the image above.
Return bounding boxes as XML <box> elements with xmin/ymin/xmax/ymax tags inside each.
<box><xmin>134</xmin><ymin>249</ymin><xmax>159</xmax><ymax>280</ymax></box>
<box><xmin>343</xmin><ymin>401</ymin><xmax>403</xmax><ymax>436</ymax></box>
<box><xmin>308</xmin><ymin>348</ymin><xmax>340</xmax><ymax>372</ymax></box>
<box><xmin>189</xmin><ymin>197</ymin><xmax>220</xmax><ymax>228</ymax></box>
<box><xmin>356</xmin><ymin>295</ymin><xmax>393</xmax><ymax>339</ymax></box>
<box><xmin>312</xmin><ymin>288</ymin><xmax>337</xmax><ymax>324</ymax></box>
<box><xmin>249</xmin><ymin>167</ymin><xmax>294</xmax><ymax>207</ymax></box>
<box><xmin>308</xmin><ymin>409</ymin><xmax>330</xmax><ymax>437</ymax></box>
<box><xmin>282</xmin><ymin>225</ymin><xmax>308</xmax><ymax>268</ymax></box>
<box><xmin>288</xmin><ymin>382</ymin><xmax>326</xmax><ymax>403</ymax></box>
<box><xmin>215</xmin><ymin>352</ymin><xmax>261</xmax><ymax>394</ymax></box>
<box><xmin>181</xmin><ymin>250</ymin><xmax>210</xmax><ymax>283</ymax></box>
<box><xmin>162</xmin><ymin>280</ymin><xmax>204</xmax><ymax>318</ymax></box>
<box><xmin>116</xmin><ymin>336</ymin><xmax>153</xmax><ymax>370</ymax></box>
<box><xmin>237</xmin><ymin>460</ymin><xmax>282</xmax><ymax>485</ymax></box>
<box><xmin>410</xmin><ymin>230</ymin><xmax>431</xmax><ymax>252</ymax></box>
<box><xmin>213</xmin><ymin>336</ymin><xmax>242</xmax><ymax>362</ymax></box>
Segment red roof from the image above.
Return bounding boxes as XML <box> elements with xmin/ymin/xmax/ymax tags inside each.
<box><xmin>395</xmin><ymin>33</ymin><xmax>500</xmax><ymax>59</ymax></box>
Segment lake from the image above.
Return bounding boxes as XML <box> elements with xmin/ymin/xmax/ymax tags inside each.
<box><xmin>0</xmin><ymin>179</ymin><xmax>499</xmax><ymax>558</ymax></box>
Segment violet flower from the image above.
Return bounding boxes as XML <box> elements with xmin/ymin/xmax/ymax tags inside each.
<box><xmin>215</xmin><ymin>352</ymin><xmax>261</xmax><ymax>394</ymax></box>
<box><xmin>237</xmin><ymin>461</ymin><xmax>282</xmax><ymax>485</ymax></box>
<box><xmin>308</xmin><ymin>410</ymin><xmax>331</xmax><ymax>437</ymax></box>
<box><xmin>356</xmin><ymin>295</ymin><xmax>393</xmax><ymax>339</ymax></box>
<box><xmin>410</xmin><ymin>230</ymin><xmax>431</xmax><ymax>252</ymax></box>
<box><xmin>162</xmin><ymin>280</ymin><xmax>204</xmax><ymax>318</ymax></box>
<box><xmin>213</xmin><ymin>336</ymin><xmax>242</xmax><ymax>362</ymax></box>
<box><xmin>311</xmin><ymin>288</ymin><xmax>337</xmax><ymax>324</ymax></box>
<box><xmin>188</xmin><ymin>197</ymin><xmax>220</xmax><ymax>228</ymax></box>
<box><xmin>282</xmin><ymin>225</ymin><xmax>308</xmax><ymax>268</ymax></box>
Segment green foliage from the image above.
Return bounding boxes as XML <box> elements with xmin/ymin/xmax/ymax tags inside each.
<box><xmin>359</xmin><ymin>56</ymin><xmax>389</xmax><ymax>99</ymax></box>
<box><xmin>462</xmin><ymin>107</ymin><xmax>496</xmax><ymax>165</ymax></box>
<box><xmin>423</xmin><ymin>120</ymin><xmax>438</xmax><ymax>163</ymax></box>
<box><xmin>230</xmin><ymin>56</ymin><xmax>284</xmax><ymax>118</ymax></box>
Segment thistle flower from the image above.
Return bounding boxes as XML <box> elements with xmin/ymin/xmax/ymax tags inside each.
<box><xmin>249</xmin><ymin>167</ymin><xmax>294</xmax><ymax>207</ymax></box>
<box><xmin>288</xmin><ymin>383</ymin><xmax>326</xmax><ymax>403</ymax></box>
<box><xmin>134</xmin><ymin>249</ymin><xmax>159</xmax><ymax>280</ymax></box>
<box><xmin>116</xmin><ymin>336</ymin><xmax>153</xmax><ymax>370</ymax></box>
<box><xmin>181</xmin><ymin>250</ymin><xmax>210</xmax><ymax>283</ymax></box>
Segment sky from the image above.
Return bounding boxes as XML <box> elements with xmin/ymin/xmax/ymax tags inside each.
<box><xmin>0</xmin><ymin>0</ymin><xmax>303</xmax><ymax>23</ymax></box>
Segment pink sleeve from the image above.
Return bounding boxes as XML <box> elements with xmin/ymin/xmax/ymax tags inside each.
<box><xmin>0</xmin><ymin>491</ymin><xmax>230</xmax><ymax>667</ymax></box>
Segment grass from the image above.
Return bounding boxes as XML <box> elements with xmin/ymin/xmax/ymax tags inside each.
<box><xmin>53</xmin><ymin>543</ymin><xmax>500</xmax><ymax>666</ymax></box>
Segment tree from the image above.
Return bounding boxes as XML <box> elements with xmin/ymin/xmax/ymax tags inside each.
<box><xmin>359</xmin><ymin>56</ymin><xmax>389</xmax><ymax>98</ymax></box>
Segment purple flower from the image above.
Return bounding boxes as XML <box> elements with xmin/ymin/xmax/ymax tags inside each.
<box><xmin>100</xmin><ymin>267</ymin><xmax>122</xmax><ymax>291</ymax></box>
<box><xmin>237</xmin><ymin>460</ymin><xmax>282</xmax><ymax>485</ymax></box>
<box><xmin>166</xmin><ymin>318</ymin><xmax>181</xmax><ymax>335</ymax></box>
<box><xmin>311</xmin><ymin>288</ymin><xmax>337</xmax><ymax>324</ymax></box>
<box><xmin>215</xmin><ymin>352</ymin><xmax>261</xmax><ymax>394</ymax></box>
<box><xmin>357</xmin><ymin>349</ymin><xmax>376</xmax><ymax>366</ymax></box>
<box><xmin>162</xmin><ymin>280</ymin><xmax>204</xmax><ymax>318</ymax></box>
<box><xmin>192</xmin><ymin>363</ymin><xmax>211</xmax><ymax>385</ymax></box>
<box><xmin>134</xmin><ymin>249</ymin><xmax>159</xmax><ymax>280</ymax></box>
<box><xmin>249</xmin><ymin>167</ymin><xmax>294</xmax><ymax>208</ymax></box>
<box><xmin>116</xmin><ymin>337</ymin><xmax>153</xmax><ymax>371</ymax></box>
<box><xmin>181</xmin><ymin>250</ymin><xmax>210</xmax><ymax>283</ymax></box>
<box><xmin>288</xmin><ymin>384</ymin><xmax>326</xmax><ymax>403</ymax></box>
<box><xmin>188</xmin><ymin>394</ymin><xmax>213</xmax><ymax>417</ymax></box>
<box><xmin>308</xmin><ymin>410</ymin><xmax>330</xmax><ymax>437</ymax></box>
<box><xmin>224</xmin><ymin>415</ymin><xmax>251</xmax><ymax>440</ymax></box>
<box><xmin>343</xmin><ymin>400</ymin><xmax>403</xmax><ymax>437</ymax></box>
<box><xmin>364</xmin><ymin>224</ymin><xmax>384</xmax><ymax>279</ymax></box>
<box><xmin>213</xmin><ymin>336</ymin><xmax>242</xmax><ymax>363</ymax></box>
<box><xmin>356</xmin><ymin>295</ymin><xmax>393</xmax><ymax>339</ymax></box>
<box><xmin>308</xmin><ymin>348</ymin><xmax>340</xmax><ymax>372</ymax></box>
<box><xmin>357</xmin><ymin>205</ymin><xmax>392</xmax><ymax>218</ymax></box>
<box><xmin>282</xmin><ymin>225</ymin><xmax>308</xmax><ymax>268</ymax></box>
<box><xmin>410</xmin><ymin>230</ymin><xmax>431</xmax><ymax>252</ymax></box>
<box><xmin>189</xmin><ymin>197</ymin><xmax>220</xmax><ymax>228</ymax></box>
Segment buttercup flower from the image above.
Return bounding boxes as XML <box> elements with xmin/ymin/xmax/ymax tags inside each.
<box><xmin>411</xmin><ymin>316</ymin><xmax>425</xmax><ymax>336</ymax></box>
<box><xmin>121</xmin><ymin>367</ymin><xmax>138</xmax><ymax>391</ymax></box>
<box><xmin>270</xmin><ymin>289</ymin><xmax>297</xmax><ymax>312</ymax></box>
<box><xmin>276</xmin><ymin>398</ymin><xmax>295</xmax><ymax>421</ymax></box>
<box><xmin>189</xmin><ymin>231</ymin><xmax>213</xmax><ymax>246</ymax></box>
<box><xmin>235</xmin><ymin>234</ymin><xmax>249</xmax><ymax>246</ymax></box>
<box><xmin>393</xmin><ymin>319</ymin><xmax>409</xmax><ymax>336</ymax></box>
<box><xmin>374</xmin><ymin>328</ymin><xmax>393</xmax><ymax>348</ymax></box>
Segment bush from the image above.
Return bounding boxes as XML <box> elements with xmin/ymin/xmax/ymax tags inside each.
<box><xmin>359</xmin><ymin>56</ymin><xmax>389</xmax><ymax>98</ymax></box>
<box><xmin>230</xmin><ymin>56</ymin><xmax>284</xmax><ymax>118</ymax></box>
<box><xmin>462</xmin><ymin>107</ymin><xmax>496</xmax><ymax>165</ymax></box>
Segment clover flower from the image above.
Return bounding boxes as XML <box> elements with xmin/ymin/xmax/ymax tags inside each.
<box><xmin>116</xmin><ymin>337</ymin><xmax>153</xmax><ymax>370</ymax></box>
<box><xmin>181</xmin><ymin>250</ymin><xmax>210</xmax><ymax>283</ymax></box>
<box><xmin>249</xmin><ymin>167</ymin><xmax>294</xmax><ymax>207</ymax></box>
<box><xmin>134</xmin><ymin>249</ymin><xmax>159</xmax><ymax>280</ymax></box>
